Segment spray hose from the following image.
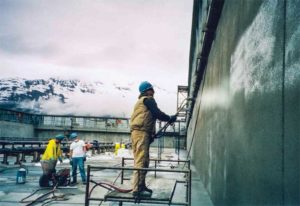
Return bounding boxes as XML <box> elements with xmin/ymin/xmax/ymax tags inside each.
<box><xmin>153</xmin><ymin>97</ymin><xmax>192</xmax><ymax>139</ymax></box>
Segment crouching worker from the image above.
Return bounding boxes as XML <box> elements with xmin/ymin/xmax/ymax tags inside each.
<box><xmin>130</xmin><ymin>81</ymin><xmax>176</xmax><ymax>198</ymax></box>
<box><xmin>69</xmin><ymin>132</ymin><xmax>87</xmax><ymax>184</ymax></box>
<box><xmin>39</xmin><ymin>134</ymin><xmax>64</xmax><ymax>186</ymax></box>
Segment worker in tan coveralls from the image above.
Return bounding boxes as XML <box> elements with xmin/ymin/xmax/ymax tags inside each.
<box><xmin>130</xmin><ymin>81</ymin><xmax>177</xmax><ymax>197</ymax></box>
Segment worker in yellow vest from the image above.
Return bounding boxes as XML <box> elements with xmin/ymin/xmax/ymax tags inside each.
<box><xmin>41</xmin><ymin>134</ymin><xmax>64</xmax><ymax>162</ymax></box>
<box><xmin>130</xmin><ymin>81</ymin><xmax>176</xmax><ymax>198</ymax></box>
<box><xmin>39</xmin><ymin>134</ymin><xmax>65</xmax><ymax>187</ymax></box>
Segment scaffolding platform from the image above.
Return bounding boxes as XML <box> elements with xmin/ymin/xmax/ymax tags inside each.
<box><xmin>104</xmin><ymin>189</ymin><xmax>171</xmax><ymax>204</ymax></box>
<box><xmin>85</xmin><ymin>161</ymin><xmax>191</xmax><ymax>206</ymax></box>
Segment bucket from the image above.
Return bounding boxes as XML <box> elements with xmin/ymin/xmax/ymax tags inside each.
<box><xmin>16</xmin><ymin>168</ymin><xmax>26</xmax><ymax>184</ymax></box>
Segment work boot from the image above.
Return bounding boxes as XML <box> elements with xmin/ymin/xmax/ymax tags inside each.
<box><xmin>70</xmin><ymin>180</ymin><xmax>77</xmax><ymax>185</ymax></box>
<box><xmin>132</xmin><ymin>190</ymin><xmax>152</xmax><ymax>198</ymax></box>
<box><xmin>72</xmin><ymin>176</ymin><xmax>77</xmax><ymax>184</ymax></box>
<box><xmin>141</xmin><ymin>186</ymin><xmax>153</xmax><ymax>193</ymax></box>
<box><xmin>132</xmin><ymin>191</ymin><xmax>139</xmax><ymax>197</ymax></box>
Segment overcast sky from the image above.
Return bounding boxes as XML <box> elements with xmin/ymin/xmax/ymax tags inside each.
<box><xmin>0</xmin><ymin>0</ymin><xmax>193</xmax><ymax>115</ymax></box>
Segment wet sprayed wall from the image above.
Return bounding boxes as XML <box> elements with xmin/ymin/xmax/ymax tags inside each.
<box><xmin>187</xmin><ymin>0</ymin><xmax>299</xmax><ymax>205</ymax></box>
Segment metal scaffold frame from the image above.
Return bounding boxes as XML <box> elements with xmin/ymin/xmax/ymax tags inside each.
<box><xmin>85</xmin><ymin>160</ymin><xmax>191</xmax><ymax>206</ymax></box>
<box><xmin>120</xmin><ymin>158</ymin><xmax>191</xmax><ymax>183</ymax></box>
<box><xmin>177</xmin><ymin>86</ymin><xmax>188</xmax><ymax>122</ymax></box>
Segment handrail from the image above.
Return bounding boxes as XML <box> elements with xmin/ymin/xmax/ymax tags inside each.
<box><xmin>85</xmin><ymin>164</ymin><xmax>191</xmax><ymax>206</ymax></box>
<box><xmin>0</xmin><ymin>140</ymin><xmax>115</xmax><ymax>165</ymax></box>
<box><xmin>0</xmin><ymin>108</ymin><xmax>184</xmax><ymax>135</ymax></box>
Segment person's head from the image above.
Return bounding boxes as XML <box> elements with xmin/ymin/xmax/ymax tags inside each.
<box><xmin>55</xmin><ymin>134</ymin><xmax>65</xmax><ymax>143</ymax></box>
<box><xmin>139</xmin><ymin>81</ymin><xmax>154</xmax><ymax>96</ymax></box>
<box><xmin>69</xmin><ymin>132</ymin><xmax>78</xmax><ymax>141</ymax></box>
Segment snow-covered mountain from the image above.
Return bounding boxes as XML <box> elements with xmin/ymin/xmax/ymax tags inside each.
<box><xmin>0</xmin><ymin>78</ymin><xmax>176</xmax><ymax>117</ymax></box>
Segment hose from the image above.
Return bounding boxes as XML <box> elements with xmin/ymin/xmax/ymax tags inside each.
<box><xmin>154</xmin><ymin>97</ymin><xmax>190</xmax><ymax>139</ymax></box>
<box><xmin>20</xmin><ymin>183</ymin><xmax>58</xmax><ymax>206</ymax></box>
<box><xmin>20</xmin><ymin>182</ymin><xmax>74</xmax><ymax>206</ymax></box>
<box><xmin>89</xmin><ymin>180</ymin><xmax>132</xmax><ymax>194</ymax></box>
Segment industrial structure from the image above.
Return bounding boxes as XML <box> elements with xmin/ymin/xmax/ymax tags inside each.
<box><xmin>0</xmin><ymin>107</ymin><xmax>190</xmax><ymax>205</ymax></box>
<box><xmin>187</xmin><ymin>0</ymin><xmax>299</xmax><ymax>205</ymax></box>
<box><xmin>0</xmin><ymin>0</ymin><xmax>299</xmax><ymax>205</ymax></box>
<box><xmin>0</xmin><ymin>106</ymin><xmax>186</xmax><ymax>167</ymax></box>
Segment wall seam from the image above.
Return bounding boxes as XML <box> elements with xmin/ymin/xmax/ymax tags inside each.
<box><xmin>281</xmin><ymin>0</ymin><xmax>287</xmax><ymax>204</ymax></box>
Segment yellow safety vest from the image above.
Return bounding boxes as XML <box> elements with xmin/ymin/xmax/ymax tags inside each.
<box><xmin>41</xmin><ymin>139</ymin><xmax>62</xmax><ymax>160</ymax></box>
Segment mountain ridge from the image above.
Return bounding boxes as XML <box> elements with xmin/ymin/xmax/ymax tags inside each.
<box><xmin>0</xmin><ymin>77</ymin><xmax>175</xmax><ymax>117</ymax></box>
<box><xmin>0</xmin><ymin>77</ymin><xmax>134</xmax><ymax>116</ymax></box>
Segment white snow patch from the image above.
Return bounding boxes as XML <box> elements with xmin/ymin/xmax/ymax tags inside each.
<box><xmin>230</xmin><ymin>0</ymin><xmax>280</xmax><ymax>98</ymax></box>
<box><xmin>286</xmin><ymin>23</ymin><xmax>300</xmax><ymax>86</ymax></box>
<box><xmin>116</xmin><ymin>148</ymin><xmax>133</xmax><ymax>158</ymax></box>
<box><xmin>88</xmin><ymin>152</ymin><xmax>116</xmax><ymax>161</ymax></box>
<box><xmin>1</xmin><ymin>77</ymin><xmax>176</xmax><ymax>117</ymax></box>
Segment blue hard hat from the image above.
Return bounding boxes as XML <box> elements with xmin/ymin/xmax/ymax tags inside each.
<box><xmin>55</xmin><ymin>134</ymin><xmax>65</xmax><ymax>141</ymax></box>
<box><xmin>139</xmin><ymin>81</ymin><xmax>153</xmax><ymax>93</ymax></box>
<box><xmin>69</xmin><ymin>132</ymin><xmax>78</xmax><ymax>139</ymax></box>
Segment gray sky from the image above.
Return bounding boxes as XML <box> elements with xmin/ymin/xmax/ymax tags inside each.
<box><xmin>0</xmin><ymin>0</ymin><xmax>193</xmax><ymax>115</ymax></box>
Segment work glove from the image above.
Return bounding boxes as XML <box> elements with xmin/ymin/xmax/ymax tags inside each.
<box><xmin>169</xmin><ymin>115</ymin><xmax>177</xmax><ymax>123</ymax></box>
<box><xmin>58</xmin><ymin>157</ymin><xmax>63</xmax><ymax>163</ymax></box>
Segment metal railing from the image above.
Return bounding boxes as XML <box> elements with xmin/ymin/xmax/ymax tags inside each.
<box><xmin>36</xmin><ymin>115</ymin><xmax>131</xmax><ymax>133</ymax></box>
<box><xmin>85</xmin><ymin>165</ymin><xmax>191</xmax><ymax>206</ymax></box>
<box><xmin>0</xmin><ymin>140</ymin><xmax>114</xmax><ymax>165</ymax></box>
<box><xmin>0</xmin><ymin>108</ymin><xmax>187</xmax><ymax>135</ymax></box>
<box><xmin>0</xmin><ymin>109</ymin><xmax>38</xmax><ymax>124</ymax></box>
<box><xmin>120</xmin><ymin>157</ymin><xmax>190</xmax><ymax>183</ymax></box>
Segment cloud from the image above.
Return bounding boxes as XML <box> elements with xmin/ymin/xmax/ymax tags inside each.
<box><xmin>0</xmin><ymin>34</ymin><xmax>57</xmax><ymax>56</ymax></box>
<box><xmin>1</xmin><ymin>0</ymin><xmax>192</xmax><ymax>69</ymax></box>
<box><xmin>0</xmin><ymin>0</ymin><xmax>193</xmax><ymax>113</ymax></box>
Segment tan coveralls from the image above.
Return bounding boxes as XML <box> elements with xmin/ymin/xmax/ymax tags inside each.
<box><xmin>130</xmin><ymin>96</ymin><xmax>155</xmax><ymax>192</ymax></box>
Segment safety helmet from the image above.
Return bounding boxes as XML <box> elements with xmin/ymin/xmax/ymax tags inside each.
<box><xmin>55</xmin><ymin>134</ymin><xmax>65</xmax><ymax>141</ymax></box>
<box><xmin>69</xmin><ymin>132</ymin><xmax>78</xmax><ymax>139</ymax></box>
<box><xmin>139</xmin><ymin>81</ymin><xmax>153</xmax><ymax>93</ymax></box>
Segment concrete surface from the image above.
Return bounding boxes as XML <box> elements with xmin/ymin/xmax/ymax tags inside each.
<box><xmin>0</xmin><ymin>148</ymin><xmax>212</xmax><ymax>206</ymax></box>
<box><xmin>187</xmin><ymin>0</ymin><xmax>300</xmax><ymax>205</ymax></box>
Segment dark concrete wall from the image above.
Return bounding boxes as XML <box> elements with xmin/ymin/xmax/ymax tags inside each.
<box><xmin>0</xmin><ymin>120</ymin><xmax>34</xmax><ymax>138</ymax></box>
<box><xmin>284</xmin><ymin>0</ymin><xmax>300</xmax><ymax>204</ymax></box>
<box><xmin>187</xmin><ymin>0</ymin><xmax>299</xmax><ymax>205</ymax></box>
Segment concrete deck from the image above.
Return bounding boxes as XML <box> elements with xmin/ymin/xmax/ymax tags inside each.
<box><xmin>0</xmin><ymin>148</ymin><xmax>213</xmax><ymax>206</ymax></box>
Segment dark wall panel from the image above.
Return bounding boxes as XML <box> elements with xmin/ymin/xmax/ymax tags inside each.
<box><xmin>188</xmin><ymin>0</ymin><xmax>299</xmax><ymax>205</ymax></box>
